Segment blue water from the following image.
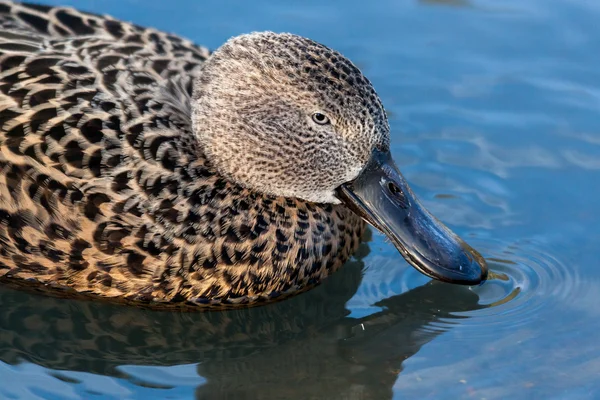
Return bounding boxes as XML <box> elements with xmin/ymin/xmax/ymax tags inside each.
<box><xmin>2</xmin><ymin>0</ymin><xmax>600</xmax><ymax>398</ymax></box>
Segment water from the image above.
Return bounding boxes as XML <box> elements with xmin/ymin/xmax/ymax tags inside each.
<box><xmin>2</xmin><ymin>0</ymin><xmax>599</xmax><ymax>398</ymax></box>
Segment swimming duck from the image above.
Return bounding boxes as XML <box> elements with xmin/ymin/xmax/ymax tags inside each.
<box><xmin>0</xmin><ymin>1</ymin><xmax>487</xmax><ymax>308</ymax></box>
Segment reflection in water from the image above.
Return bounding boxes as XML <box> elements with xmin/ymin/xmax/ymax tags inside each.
<box><xmin>0</xmin><ymin>243</ymin><xmax>483</xmax><ymax>399</ymax></box>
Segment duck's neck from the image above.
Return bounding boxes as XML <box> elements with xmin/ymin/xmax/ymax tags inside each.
<box><xmin>145</xmin><ymin>78</ymin><xmax>365</xmax><ymax>303</ymax></box>
<box><xmin>156</xmin><ymin>165</ymin><xmax>365</xmax><ymax>302</ymax></box>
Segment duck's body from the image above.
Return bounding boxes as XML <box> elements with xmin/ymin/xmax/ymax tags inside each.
<box><xmin>0</xmin><ymin>2</ymin><xmax>363</xmax><ymax>307</ymax></box>
<box><xmin>0</xmin><ymin>2</ymin><xmax>486</xmax><ymax>309</ymax></box>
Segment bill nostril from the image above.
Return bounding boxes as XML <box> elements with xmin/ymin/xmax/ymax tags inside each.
<box><xmin>387</xmin><ymin>182</ymin><xmax>401</xmax><ymax>196</ymax></box>
<box><xmin>386</xmin><ymin>181</ymin><xmax>409</xmax><ymax>209</ymax></box>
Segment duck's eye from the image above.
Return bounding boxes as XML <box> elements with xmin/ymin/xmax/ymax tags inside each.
<box><xmin>311</xmin><ymin>112</ymin><xmax>330</xmax><ymax>125</ymax></box>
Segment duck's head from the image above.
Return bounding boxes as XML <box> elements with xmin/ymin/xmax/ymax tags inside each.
<box><xmin>192</xmin><ymin>32</ymin><xmax>487</xmax><ymax>285</ymax></box>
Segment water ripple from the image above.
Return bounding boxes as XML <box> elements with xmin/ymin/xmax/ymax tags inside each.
<box><xmin>373</xmin><ymin>236</ymin><xmax>581</xmax><ymax>340</ymax></box>
<box><xmin>459</xmin><ymin>238</ymin><xmax>579</xmax><ymax>334</ymax></box>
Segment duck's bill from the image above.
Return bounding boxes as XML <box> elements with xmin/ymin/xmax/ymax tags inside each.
<box><xmin>336</xmin><ymin>149</ymin><xmax>488</xmax><ymax>285</ymax></box>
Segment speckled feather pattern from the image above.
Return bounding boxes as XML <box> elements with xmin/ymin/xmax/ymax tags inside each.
<box><xmin>194</xmin><ymin>33</ymin><xmax>390</xmax><ymax>203</ymax></box>
<box><xmin>0</xmin><ymin>2</ymin><xmax>381</xmax><ymax>308</ymax></box>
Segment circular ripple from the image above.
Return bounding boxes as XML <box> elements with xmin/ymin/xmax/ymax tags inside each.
<box><xmin>451</xmin><ymin>237</ymin><xmax>582</xmax><ymax>333</ymax></box>
<box><xmin>348</xmin><ymin>235</ymin><xmax>583</xmax><ymax>338</ymax></box>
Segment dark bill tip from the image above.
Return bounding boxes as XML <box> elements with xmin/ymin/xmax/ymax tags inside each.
<box><xmin>336</xmin><ymin>149</ymin><xmax>488</xmax><ymax>285</ymax></box>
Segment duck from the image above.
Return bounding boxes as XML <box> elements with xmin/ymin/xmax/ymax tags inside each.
<box><xmin>0</xmin><ymin>1</ymin><xmax>487</xmax><ymax>308</ymax></box>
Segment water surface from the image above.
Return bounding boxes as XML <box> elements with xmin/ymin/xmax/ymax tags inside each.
<box><xmin>2</xmin><ymin>0</ymin><xmax>600</xmax><ymax>398</ymax></box>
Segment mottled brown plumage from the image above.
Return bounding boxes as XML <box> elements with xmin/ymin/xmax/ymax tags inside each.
<box><xmin>0</xmin><ymin>1</ymin><xmax>394</xmax><ymax>308</ymax></box>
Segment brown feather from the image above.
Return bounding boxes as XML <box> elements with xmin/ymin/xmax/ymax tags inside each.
<box><xmin>0</xmin><ymin>1</ymin><xmax>372</xmax><ymax>308</ymax></box>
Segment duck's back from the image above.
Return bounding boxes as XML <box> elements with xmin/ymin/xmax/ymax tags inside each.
<box><xmin>0</xmin><ymin>2</ymin><xmax>364</xmax><ymax>307</ymax></box>
<box><xmin>0</xmin><ymin>1</ymin><xmax>214</xmax><ymax>301</ymax></box>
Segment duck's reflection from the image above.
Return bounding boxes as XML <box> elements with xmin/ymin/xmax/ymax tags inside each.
<box><xmin>0</xmin><ymin>243</ymin><xmax>483</xmax><ymax>400</ymax></box>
